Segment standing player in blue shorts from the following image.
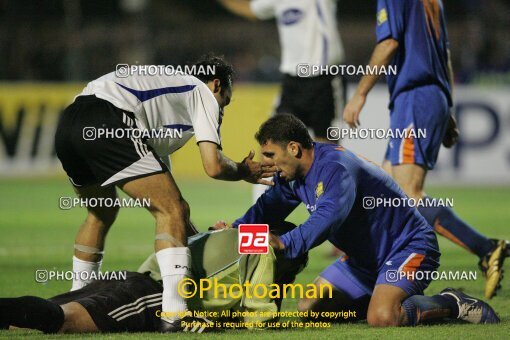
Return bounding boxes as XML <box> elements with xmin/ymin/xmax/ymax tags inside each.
<box><xmin>343</xmin><ymin>0</ymin><xmax>508</xmax><ymax>299</ymax></box>
<box><xmin>231</xmin><ymin>114</ymin><xmax>499</xmax><ymax>326</ymax></box>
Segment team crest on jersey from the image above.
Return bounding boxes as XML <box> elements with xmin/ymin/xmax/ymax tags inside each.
<box><xmin>377</xmin><ymin>8</ymin><xmax>388</xmax><ymax>25</ymax></box>
<box><xmin>280</xmin><ymin>8</ymin><xmax>303</xmax><ymax>25</ymax></box>
<box><xmin>315</xmin><ymin>182</ymin><xmax>324</xmax><ymax>199</ymax></box>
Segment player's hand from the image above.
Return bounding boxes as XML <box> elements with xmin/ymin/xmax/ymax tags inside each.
<box><xmin>240</xmin><ymin>150</ymin><xmax>277</xmax><ymax>185</ymax></box>
<box><xmin>269</xmin><ymin>233</ymin><xmax>285</xmax><ymax>251</ymax></box>
<box><xmin>343</xmin><ymin>93</ymin><xmax>366</xmax><ymax>129</ymax></box>
<box><xmin>208</xmin><ymin>220</ymin><xmax>232</xmax><ymax>230</ymax></box>
<box><xmin>442</xmin><ymin>113</ymin><xmax>459</xmax><ymax>148</ymax></box>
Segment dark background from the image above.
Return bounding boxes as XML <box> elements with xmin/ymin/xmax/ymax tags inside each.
<box><xmin>0</xmin><ymin>0</ymin><xmax>508</xmax><ymax>84</ymax></box>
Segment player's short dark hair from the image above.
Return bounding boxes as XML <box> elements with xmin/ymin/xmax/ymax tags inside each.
<box><xmin>255</xmin><ymin>114</ymin><xmax>313</xmax><ymax>149</ymax></box>
<box><xmin>193</xmin><ymin>53</ymin><xmax>233</xmax><ymax>92</ymax></box>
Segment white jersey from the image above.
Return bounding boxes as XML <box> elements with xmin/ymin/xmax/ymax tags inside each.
<box><xmin>79</xmin><ymin>72</ymin><xmax>221</xmax><ymax>162</ymax></box>
<box><xmin>250</xmin><ymin>0</ymin><xmax>344</xmax><ymax>76</ymax></box>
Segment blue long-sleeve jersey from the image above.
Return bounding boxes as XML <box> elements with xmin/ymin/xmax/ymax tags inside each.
<box><xmin>376</xmin><ymin>0</ymin><xmax>452</xmax><ymax>109</ymax></box>
<box><xmin>233</xmin><ymin>143</ymin><xmax>435</xmax><ymax>272</ymax></box>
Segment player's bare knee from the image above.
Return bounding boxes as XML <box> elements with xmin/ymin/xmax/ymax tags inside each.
<box><xmin>152</xmin><ymin>197</ymin><xmax>190</xmax><ymax>228</ymax></box>
<box><xmin>297</xmin><ymin>297</ymin><xmax>317</xmax><ymax>316</ymax></box>
<box><xmin>367</xmin><ymin>307</ymin><xmax>400</xmax><ymax>327</ymax></box>
<box><xmin>85</xmin><ymin>206</ymin><xmax>119</xmax><ymax>230</ymax></box>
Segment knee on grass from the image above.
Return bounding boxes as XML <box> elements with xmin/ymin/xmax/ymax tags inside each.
<box><xmin>367</xmin><ymin>307</ymin><xmax>401</xmax><ymax>327</ymax></box>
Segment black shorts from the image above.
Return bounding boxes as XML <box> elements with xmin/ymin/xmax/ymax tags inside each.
<box><xmin>276</xmin><ymin>74</ymin><xmax>345</xmax><ymax>138</ymax></box>
<box><xmin>49</xmin><ymin>271</ymin><xmax>162</xmax><ymax>333</ymax></box>
<box><xmin>55</xmin><ymin>95</ymin><xmax>166</xmax><ymax>187</ymax></box>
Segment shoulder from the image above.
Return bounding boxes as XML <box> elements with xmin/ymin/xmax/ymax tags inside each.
<box><xmin>314</xmin><ymin>148</ymin><xmax>354</xmax><ymax>187</ymax></box>
<box><xmin>316</xmin><ymin>160</ymin><xmax>348</xmax><ymax>182</ymax></box>
<box><xmin>314</xmin><ymin>143</ymin><xmax>348</xmax><ymax>173</ymax></box>
<box><xmin>186</xmin><ymin>80</ymin><xmax>219</xmax><ymax>111</ymax></box>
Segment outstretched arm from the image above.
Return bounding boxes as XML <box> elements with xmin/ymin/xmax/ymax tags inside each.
<box><xmin>198</xmin><ymin>141</ymin><xmax>276</xmax><ymax>185</ymax></box>
<box><xmin>232</xmin><ymin>174</ymin><xmax>301</xmax><ymax>227</ymax></box>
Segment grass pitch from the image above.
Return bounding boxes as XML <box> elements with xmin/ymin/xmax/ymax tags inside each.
<box><xmin>0</xmin><ymin>178</ymin><xmax>509</xmax><ymax>339</ymax></box>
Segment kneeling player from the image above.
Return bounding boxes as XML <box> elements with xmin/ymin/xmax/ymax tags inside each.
<box><xmin>0</xmin><ymin>226</ymin><xmax>307</xmax><ymax>334</ymax></box>
<box><xmin>231</xmin><ymin>114</ymin><xmax>499</xmax><ymax>326</ymax></box>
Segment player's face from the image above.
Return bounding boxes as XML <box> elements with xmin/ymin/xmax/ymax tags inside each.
<box><xmin>207</xmin><ymin>79</ymin><xmax>232</xmax><ymax>109</ymax></box>
<box><xmin>218</xmin><ymin>87</ymin><xmax>232</xmax><ymax>109</ymax></box>
<box><xmin>261</xmin><ymin>141</ymin><xmax>301</xmax><ymax>181</ymax></box>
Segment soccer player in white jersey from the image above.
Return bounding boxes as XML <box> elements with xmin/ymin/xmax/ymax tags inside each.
<box><xmin>54</xmin><ymin>55</ymin><xmax>275</xmax><ymax>332</ymax></box>
<box><xmin>219</xmin><ymin>0</ymin><xmax>344</xmax><ymax>141</ymax></box>
<box><xmin>218</xmin><ymin>0</ymin><xmax>345</xmax><ymax>202</ymax></box>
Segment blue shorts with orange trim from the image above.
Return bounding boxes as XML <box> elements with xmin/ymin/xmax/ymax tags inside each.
<box><xmin>320</xmin><ymin>230</ymin><xmax>440</xmax><ymax>299</ymax></box>
<box><xmin>384</xmin><ymin>84</ymin><xmax>450</xmax><ymax>170</ymax></box>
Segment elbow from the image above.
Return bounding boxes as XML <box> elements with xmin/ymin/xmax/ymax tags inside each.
<box><xmin>380</xmin><ymin>38</ymin><xmax>399</xmax><ymax>53</ymax></box>
<box><xmin>204</xmin><ymin>163</ymin><xmax>223</xmax><ymax>179</ymax></box>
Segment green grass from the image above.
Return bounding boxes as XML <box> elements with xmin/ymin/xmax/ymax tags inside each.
<box><xmin>0</xmin><ymin>178</ymin><xmax>509</xmax><ymax>339</ymax></box>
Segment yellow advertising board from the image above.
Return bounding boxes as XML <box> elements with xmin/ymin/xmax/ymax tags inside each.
<box><xmin>0</xmin><ymin>83</ymin><xmax>277</xmax><ymax>179</ymax></box>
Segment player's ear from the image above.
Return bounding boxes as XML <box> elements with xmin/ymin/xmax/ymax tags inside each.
<box><xmin>212</xmin><ymin>79</ymin><xmax>221</xmax><ymax>93</ymax></box>
<box><xmin>287</xmin><ymin>142</ymin><xmax>301</xmax><ymax>157</ymax></box>
<box><xmin>207</xmin><ymin>79</ymin><xmax>222</xmax><ymax>94</ymax></box>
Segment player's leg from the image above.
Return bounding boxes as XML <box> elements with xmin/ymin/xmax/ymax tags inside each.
<box><xmin>118</xmin><ymin>172</ymin><xmax>191</xmax><ymax>329</ymax></box>
<box><xmin>392</xmin><ymin>163</ymin><xmax>494</xmax><ymax>255</ymax></box>
<box><xmin>55</xmin><ymin>97</ymin><xmax>118</xmax><ymax>291</ymax></box>
<box><xmin>390</xmin><ymin>87</ymin><xmax>492</xmax><ymax>258</ymax></box>
<box><xmin>372</xmin><ymin>244</ymin><xmax>454</xmax><ymax>326</ymax></box>
<box><xmin>366</xmin><ymin>284</ymin><xmax>408</xmax><ymax>326</ymax></box>
<box><xmin>369</xmin><ymin>231</ymin><xmax>454</xmax><ymax>326</ymax></box>
<box><xmin>368</xmin><ymin>284</ymin><xmax>462</xmax><ymax>326</ymax></box>
<box><xmin>390</xmin><ymin>163</ymin><xmax>426</xmax><ymax>201</ymax></box>
<box><xmin>375</xmin><ymin>230</ymin><xmax>499</xmax><ymax>326</ymax></box>
<box><xmin>298</xmin><ymin>256</ymin><xmax>372</xmax><ymax>322</ymax></box>
<box><xmin>56</xmin><ymin>96</ymin><xmax>149</xmax><ymax>291</ymax></box>
<box><xmin>388</xmin><ymin>86</ymin><xmax>506</xmax><ymax>298</ymax></box>
<box><xmin>71</xmin><ymin>184</ymin><xmax>119</xmax><ymax>291</ymax></box>
<box><xmin>391</xmin><ymin>146</ymin><xmax>504</xmax><ymax>298</ymax></box>
<box><xmin>298</xmin><ymin>260</ymin><xmax>461</xmax><ymax>327</ymax></box>
<box><xmin>50</xmin><ymin>271</ymin><xmax>165</xmax><ymax>333</ymax></box>
<box><xmin>369</xmin><ymin>284</ymin><xmax>500</xmax><ymax>326</ymax></box>
<box><xmin>381</xmin><ymin>159</ymin><xmax>392</xmax><ymax>176</ymax></box>
<box><xmin>0</xmin><ymin>296</ymin><xmax>65</xmax><ymax>333</ymax></box>
<box><xmin>399</xmin><ymin>162</ymin><xmax>507</xmax><ymax>298</ymax></box>
<box><xmin>59</xmin><ymin>302</ymin><xmax>98</xmax><ymax>333</ymax></box>
<box><xmin>297</xmin><ymin>277</ymin><xmax>369</xmax><ymax>322</ymax></box>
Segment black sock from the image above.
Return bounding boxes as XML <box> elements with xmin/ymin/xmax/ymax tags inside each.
<box><xmin>401</xmin><ymin>294</ymin><xmax>459</xmax><ymax>326</ymax></box>
<box><xmin>0</xmin><ymin>296</ymin><xmax>64</xmax><ymax>333</ymax></box>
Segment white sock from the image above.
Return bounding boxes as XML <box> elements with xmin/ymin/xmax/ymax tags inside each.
<box><xmin>156</xmin><ymin>247</ymin><xmax>191</xmax><ymax>322</ymax></box>
<box><xmin>71</xmin><ymin>256</ymin><xmax>102</xmax><ymax>291</ymax></box>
